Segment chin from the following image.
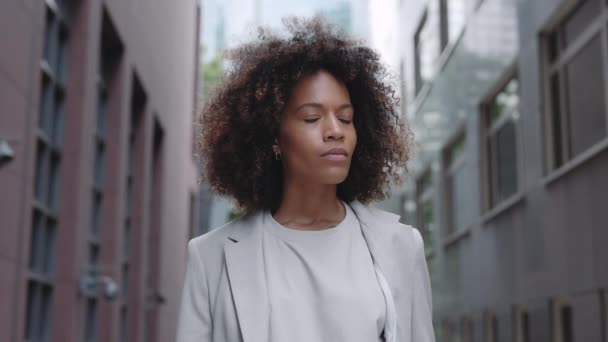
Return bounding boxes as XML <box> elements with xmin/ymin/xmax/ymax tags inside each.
<box><xmin>319</xmin><ymin>171</ymin><xmax>349</xmax><ymax>184</ymax></box>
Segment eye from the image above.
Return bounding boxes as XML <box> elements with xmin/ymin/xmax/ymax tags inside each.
<box><xmin>304</xmin><ymin>118</ymin><xmax>319</xmax><ymax>123</ymax></box>
<box><xmin>339</xmin><ymin>119</ymin><xmax>352</xmax><ymax>124</ymax></box>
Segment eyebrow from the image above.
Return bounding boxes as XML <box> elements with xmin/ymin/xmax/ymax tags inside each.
<box><xmin>294</xmin><ymin>102</ymin><xmax>353</xmax><ymax>113</ymax></box>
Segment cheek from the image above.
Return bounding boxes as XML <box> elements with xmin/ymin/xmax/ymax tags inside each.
<box><xmin>280</xmin><ymin>126</ymin><xmax>318</xmax><ymax>159</ymax></box>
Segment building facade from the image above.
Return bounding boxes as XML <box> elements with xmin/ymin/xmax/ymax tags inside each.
<box><xmin>398</xmin><ymin>0</ymin><xmax>608</xmax><ymax>341</ymax></box>
<box><xmin>0</xmin><ymin>0</ymin><xmax>200</xmax><ymax>341</ymax></box>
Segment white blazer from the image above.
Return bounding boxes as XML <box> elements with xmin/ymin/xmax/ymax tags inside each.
<box><xmin>176</xmin><ymin>200</ymin><xmax>436</xmax><ymax>342</ymax></box>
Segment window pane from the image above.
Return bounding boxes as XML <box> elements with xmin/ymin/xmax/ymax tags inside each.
<box><xmin>24</xmin><ymin>282</ymin><xmax>39</xmax><ymax>340</ymax></box>
<box><xmin>94</xmin><ymin>140</ymin><xmax>105</xmax><ymax>187</ymax></box>
<box><xmin>126</xmin><ymin>178</ymin><xmax>132</xmax><ymax>216</ymax></box>
<box><xmin>85</xmin><ymin>298</ymin><xmax>97</xmax><ymax>342</ymax></box>
<box><xmin>120</xmin><ymin>307</ymin><xmax>128</xmax><ymax>342</ymax></box>
<box><xmin>550</xmin><ymin>73</ymin><xmax>564</xmax><ymax>168</ymax></box>
<box><xmin>123</xmin><ymin>220</ymin><xmax>130</xmax><ymax>258</ymax></box>
<box><xmin>43</xmin><ymin>218</ymin><xmax>57</xmax><ymax>276</ymax></box>
<box><xmin>492</xmin><ymin>120</ymin><xmax>518</xmax><ymax>204</ymax></box>
<box><xmin>450</xmin><ymin>164</ymin><xmax>471</xmax><ymax>232</ymax></box>
<box><xmin>447</xmin><ymin>0</ymin><xmax>468</xmax><ymax>43</ymax></box>
<box><xmin>561</xmin><ymin>306</ymin><xmax>573</xmax><ymax>342</ymax></box>
<box><xmin>56</xmin><ymin>27</ymin><xmax>69</xmax><ymax>84</ymax></box>
<box><xmin>522</xmin><ymin>311</ymin><xmax>530</xmax><ymax>342</ymax></box>
<box><xmin>562</xmin><ymin>0</ymin><xmax>602</xmax><ymax>46</ymax></box>
<box><xmin>493</xmin><ymin>78</ymin><xmax>520</xmax><ymax>123</ymax></box>
<box><xmin>565</xmin><ymin>34</ymin><xmax>606</xmax><ymax>157</ymax></box>
<box><xmin>48</xmin><ymin>153</ymin><xmax>60</xmax><ymax>210</ymax></box>
<box><xmin>34</xmin><ymin>142</ymin><xmax>49</xmax><ymax>203</ymax></box>
<box><xmin>449</xmin><ymin>135</ymin><xmax>466</xmax><ymax>165</ymax></box>
<box><xmin>122</xmin><ymin>264</ymin><xmax>129</xmax><ymax>301</ymax></box>
<box><xmin>89</xmin><ymin>244</ymin><xmax>99</xmax><ymax>276</ymax></box>
<box><xmin>97</xmin><ymin>87</ymin><xmax>108</xmax><ymax>138</ymax></box>
<box><xmin>43</xmin><ymin>8</ymin><xmax>57</xmax><ymax>67</ymax></box>
<box><xmin>415</xmin><ymin>3</ymin><xmax>442</xmax><ymax>93</ymax></box>
<box><xmin>421</xmin><ymin>199</ymin><xmax>435</xmax><ymax>252</ymax></box>
<box><xmin>91</xmin><ymin>192</ymin><xmax>102</xmax><ymax>238</ymax></box>
<box><xmin>40</xmin><ymin>285</ymin><xmax>53</xmax><ymax>339</ymax></box>
<box><xmin>53</xmin><ymin>91</ymin><xmax>65</xmax><ymax>147</ymax></box>
<box><xmin>29</xmin><ymin>210</ymin><xmax>44</xmax><ymax>272</ymax></box>
<box><xmin>39</xmin><ymin>74</ymin><xmax>54</xmax><ymax>135</ymax></box>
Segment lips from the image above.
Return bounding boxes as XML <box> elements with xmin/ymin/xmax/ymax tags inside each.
<box><xmin>321</xmin><ymin>148</ymin><xmax>348</xmax><ymax>157</ymax></box>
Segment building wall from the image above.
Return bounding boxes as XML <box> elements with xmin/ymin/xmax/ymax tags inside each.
<box><xmin>0</xmin><ymin>0</ymin><xmax>199</xmax><ymax>341</ymax></box>
<box><xmin>399</xmin><ymin>0</ymin><xmax>608</xmax><ymax>341</ymax></box>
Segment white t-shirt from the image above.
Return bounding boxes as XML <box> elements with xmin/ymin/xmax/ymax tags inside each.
<box><xmin>261</xmin><ymin>201</ymin><xmax>387</xmax><ymax>342</ymax></box>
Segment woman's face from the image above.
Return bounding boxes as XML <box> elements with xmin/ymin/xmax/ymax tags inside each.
<box><xmin>276</xmin><ymin>69</ymin><xmax>357</xmax><ymax>185</ymax></box>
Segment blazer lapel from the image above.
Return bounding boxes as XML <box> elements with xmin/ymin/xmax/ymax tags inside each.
<box><xmin>224</xmin><ymin>212</ymin><xmax>269</xmax><ymax>342</ymax></box>
<box><xmin>347</xmin><ymin>200</ymin><xmax>410</xmax><ymax>341</ymax></box>
<box><xmin>347</xmin><ymin>200</ymin><xmax>401</xmax><ymax>277</ymax></box>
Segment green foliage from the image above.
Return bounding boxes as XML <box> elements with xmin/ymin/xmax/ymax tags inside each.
<box><xmin>202</xmin><ymin>54</ymin><xmax>224</xmax><ymax>99</ymax></box>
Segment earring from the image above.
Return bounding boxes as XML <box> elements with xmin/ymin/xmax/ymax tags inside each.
<box><xmin>273</xmin><ymin>146</ymin><xmax>281</xmax><ymax>160</ymax></box>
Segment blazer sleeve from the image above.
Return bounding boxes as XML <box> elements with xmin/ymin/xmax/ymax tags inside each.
<box><xmin>176</xmin><ymin>239</ymin><xmax>213</xmax><ymax>342</ymax></box>
<box><xmin>410</xmin><ymin>228</ymin><xmax>436</xmax><ymax>342</ymax></box>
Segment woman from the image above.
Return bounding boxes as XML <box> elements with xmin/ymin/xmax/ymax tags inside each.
<box><xmin>177</xmin><ymin>17</ymin><xmax>435</xmax><ymax>342</ymax></box>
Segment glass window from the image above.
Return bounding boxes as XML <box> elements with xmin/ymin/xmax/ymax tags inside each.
<box><xmin>561</xmin><ymin>305</ymin><xmax>573</xmax><ymax>342</ymax></box>
<box><xmin>24</xmin><ymin>282</ymin><xmax>53</xmax><ymax>341</ymax></box>
<box><xmin>34</xmin><ymin>142</ymin><xmax>49</xmax><ymax>204</ymax></box>
<box><xmin>443</xmin><ymin>0</ymin><xmax>469</xmax><ymax>44</ymax></box>
<box><xmin>52</xmin><ymin>92</ymin><xmax>65</xmax><ymax>148</ymax></box>
<box><xmin>461</xmin><ymin>316</ymin><xmax>473</xmax><ymax>342</ymax></box>
<box><xmin>43</xmin><ymin>218</ymin><xmax>57</xmax><ymax>275</ymax></box>
<box><xmin>39</xmin><ymin>74</ymin><xmax>54</xmax><ymax>136</ymax></box>
<box><xmin>91</xmin><ymin>191</ymin><xmax>102</xmax><ymax>238</ymax></box>
<box><xmin>96</xmin><ymin>87</ymin><xmax>108</xmax><ymax>138</ymax></box>
<box><xmin>485</xmin><ymin>75</ymin><xmax>520</xmax><ymax>208</ymax></box>
<box><xmin>26</xmin><ymin>3</ymin><xmax>72</xmax><ymax>340</ymax></box>
<box><xmin>565</xmin><ymin>35</ymin><xmax>606</xmax><ymax>156</ymax></box>
<box><xmin>85</xmin><ymin>298</ymin><xmax>97</xmax><ymax>342</ymax></box>
<box><xmin>485</xmin><ymin>311</ymin><xmax>499</xmax><ymax>342</ymax></box>
<box><xmin>120</xmin><ymin>307</ymin><xmax>128</xmax><ymax>342</ymax></box>
<box><xmin>57</xmin><ymin>26</ymin><xmax>69</xmax><ymax>84</ymax></box>
<box><xmin>122</xmin><ymin>264</ymin><xmax>129</xmax><ymax>301</ymax></box>
<box><xmin>28</xmin><ymin>211</ymin><xmax>44</xmax><ymax>272</ymax></box>
<box><xmin>514</xmin><ymin>306</ymin><xmax>530</xmax><ymax>342</ymax></box>
<box><xmin>444</xmin><ymin>133</ymin><xmax>472</xmax><ymax>235</ymax></box>
<box><xmin>49</xmin><ymin>153</ymin><xmax>61</xmax><ymax>210</ymax></box>
<box><xmin>544</xmin><ymin>0</ymin><xmax>608</xmax><ymax>170</ymax></box>
<box><xmin>43</xmin><ymin>9</ymin><xmax>58</xmax><ymax>69</ymax></box>
<box><xmin>562</xmin><ymin>0</ymin><xmax>602</xmax><ymax>46</ymax></box>
<box><xmin>24</xmin><ymin>282</ymin><xmax>39</xmax><ymax>340</ymax></box>
<box><xmin>94</xmin><ymin>140</ymin><xmax>105</xmax><ymax>187</ymax></box>
<box><xmin>551</xmin><ymin>299</ymin><xmax>574</xmax><ymax>342</ymax></box>
<box><xmin>414</xmin><ymin>2</ymin><xmax>442</xmax><ymax>95</ymax></box>
<box><xmin>416</xmin><ymin>170</ymin><xmax>435</xmax><ymax>254</ymax></box>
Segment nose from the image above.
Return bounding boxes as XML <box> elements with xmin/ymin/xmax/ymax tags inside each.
<box><xmin>323</xmin><ymin>114</ymin><xmax>345</xmax><ymax>141</ymax></box>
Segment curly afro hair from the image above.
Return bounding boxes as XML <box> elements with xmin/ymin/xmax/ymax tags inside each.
<box><xmin>198</xmin><ymin>16</ymin><xmax>413</xmax><ymax>215</ymax></box>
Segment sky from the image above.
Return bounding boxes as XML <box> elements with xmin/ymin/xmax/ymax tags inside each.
<box><xmin>200</xmin><ymin>0</ymin><xmax>401</xmax><ymax>75</ymax></box>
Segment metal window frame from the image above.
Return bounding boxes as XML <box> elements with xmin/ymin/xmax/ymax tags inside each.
<box><xmin>25</xmin><ymin>2</ymin><xmax>73</xmax><ymax>341</ymax></box>
<box><xmin>479</xmin><ymin>62</ymin><xmax>521</xmax><ymax>212</ymax></box>
<box><xmin>541</xmin><ymin>0</ymin><xmax>608</xmax><ymax>172</ymax></box>
<box><xmin>441</xmin><ymin>126</ymin><xmax>467</xmax><ymax>236</ymax></box>
<box><xmin>550</xmin><ymin>297</ymin><xmax>573</xmax><ymax>342</ymax></box>
<box><xmin>484</xmin><ymin>310</ymin><xmax>499</xmax><ymax>342</ymax></box>
<box><xmin>414</xmin><ymin>9</ymin><xmax>429</xmax><ymax>95</ymax></box>
<box><xmin>415</xmin><ymin>167</ymin><xmax>436</xmax><ymax>253</ymax></box>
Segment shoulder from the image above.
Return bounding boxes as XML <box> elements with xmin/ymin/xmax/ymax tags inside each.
<box><xmin>187</xmin><ymin>211</ymin><xmax>262</xmax><ymax>262</ymax></box>
<box><xmin>356</xmin><ymin>201</ymin><xmax>423</xmax><ymax>241</ymax></box>
<box><xmin>350</xmin><ymin>201</ymin><xmax>424</xmax><ymax>260</ymax></box>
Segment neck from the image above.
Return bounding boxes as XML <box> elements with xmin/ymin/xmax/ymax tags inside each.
<box><xmin>272</xmin><ymin>179</ymin><xmax>345</xmax><ymax>231</ymax></box>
